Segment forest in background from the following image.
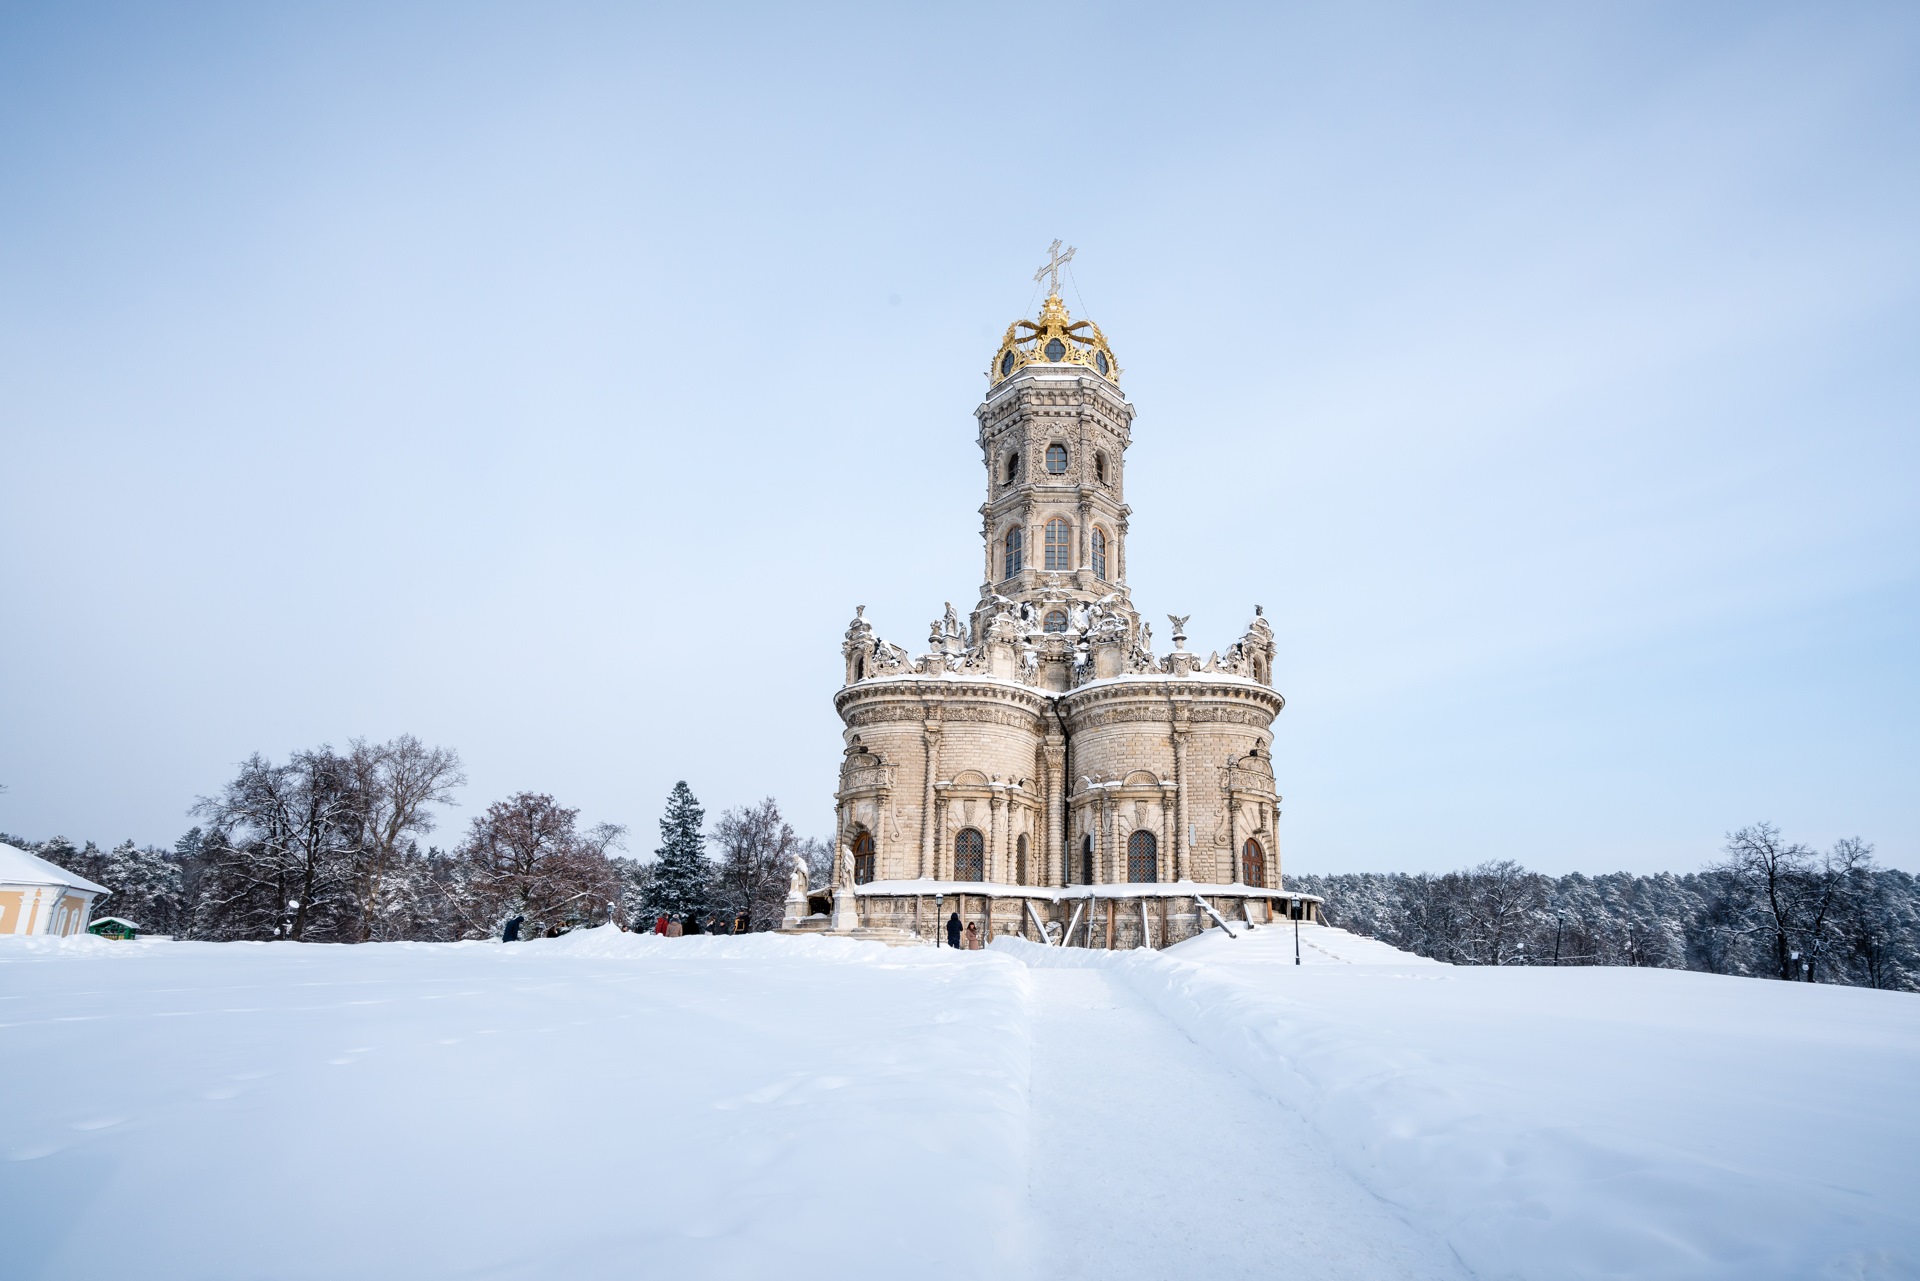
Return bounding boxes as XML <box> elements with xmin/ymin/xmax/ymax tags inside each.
<box><xmin>9</xmin><ymin>743</ymin><xmax>1916</xmax><ymax>993</ymax></box>
<box><xmin>1294</xmin><ymin>824</ymin><xmax>1920</xmax><ymax>991</ymax></box>
<box><xmin>2</xmin><ymin>736</ymin><xmax>827</xmax><ymax>943</ymax></box>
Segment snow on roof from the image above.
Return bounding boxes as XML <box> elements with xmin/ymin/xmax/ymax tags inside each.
<box><xmin>0</xmin><ymin>842</ymin><xmax>109</xmax><ymax>895</ymax></box>
<box><xmin>89</xmin><ymin>916</ymin><xmax>143</xmax><ymax>931</ymax></box>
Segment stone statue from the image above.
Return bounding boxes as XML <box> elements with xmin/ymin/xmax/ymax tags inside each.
<box><xmin>943</xmin><ymin>601</ymin><xmax>961</xmax><ymax>639</ymax></box>
<box><xmin>789</xmin><ymin>851</ymin><xmax>811</xmax><ymax>899</ymax></box>
<box><xmin>1167</xmin><ymin>614</ymin><xmax>1190</xmax><ymax>649</ymax></box>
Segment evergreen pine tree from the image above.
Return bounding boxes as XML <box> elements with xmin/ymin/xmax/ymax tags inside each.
<box><xmin>644</xmin><ymin>781</ymin><xmax>710</xmax><ymax>921</ymax></box>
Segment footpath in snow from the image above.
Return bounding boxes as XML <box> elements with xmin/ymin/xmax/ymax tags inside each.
<box><xmin>3</xmin><ymin>923</ymin><xmax>1918</xmax><ymax>1280</ymax></box>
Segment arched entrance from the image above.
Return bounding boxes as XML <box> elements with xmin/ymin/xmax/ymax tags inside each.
<box><xmin>852</xmin><ymin>831</ymin><xmax>875</xmax><ymax>885</ymax></box>
<box><xmin>1128</xmin><ymin>830</ymin><xmax>1158</xmax><ymax>883</ymax></box>
<box><xmin>1241</xmin><ymin>838</ymin><xmax>1266</xmax><ymax>888</ymax></box>
<box><xmin>1016</xmin><ymin>833</ymin><xmax>1029</xmax><ymax>886</ymax></box>
<box><xmin>1080</xmin><ymin>834</ymin><xmax>1094</xmax><ymax>885</ymax></box>
<box><xmin>954</xmin><ymin>828</ymin><xmax>985</xmax><ymax>881</ymax></box>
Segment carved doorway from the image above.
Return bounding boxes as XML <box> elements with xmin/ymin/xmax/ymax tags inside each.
<box><xmin>954</xmin><ymin>828</ymin><xmax>985</xmax><ymax>881</ymax></box>
<box><xmin>852</xmin><ymin>831</ymin><xmax>876</xmax><ymax>885</ymax></box>
<box><xmin>1016</xmin><ymin>833</ymin><xmax>1029</xmax><ymax>885</ymax></box>
<box><xmin>1241</xmin><ymin>838</ymin><xmax>1266</xmax><ymax>888</ymax></box>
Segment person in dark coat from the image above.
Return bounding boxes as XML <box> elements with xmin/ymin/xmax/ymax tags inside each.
<box><xmin>503</xmin><ymin>915</ymin><xmax>524</xmax><ymax>943</ymax></box>
<box><xmin>946</xmin><ymin>911</ymin><xmax>962</xmax><ymax>949</ymax></box>
<box><xmin>686</xmin><ymin>914</ymin><xmax>702</xmax><ymax>935</ymax></box>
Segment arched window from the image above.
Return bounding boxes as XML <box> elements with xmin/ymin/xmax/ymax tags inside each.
<box><xmin>1128</xmin><ymin>830</ymin><xmax>1159</xmax><ymax>883</ymax></box>
<box><xmin>1046</xmin><ymin>443</ymin><xmax>1068</xmax><ymax>474</ymax></box>
<box><xmin>1004</xmin><ymin>451</ymin><xmax>1020</xmax><ymax>484</ymax></box>
<box><xmin>1241</xmin><ymin>838</ymin><xmax>1266</xmax><ymax>888</ymax></box>
<box><xmin>1092</xmin><ymin>527</ymin><xmax>1108</xmax><ymax>580</ymax></box>
<box><xmin>1043</xmin><ymin>609</ymin><xmax>1068</xmax><ymax>633</ymax></box>
<box><xmin>954</xmin><ymin>828</ymin><xmax>985</xmax><ymax>882</ymax></box>
<box><xmin>1004</xmin><ymin>527</ymin><xmax>1024</xmax><ymax>577</ymax></box>
<box><xmin>1095</xmin><ymin>452</ymin><xmax>1108</xmax><ymax>484</ymax></box>
<box><xmin>1044</xmin><ymin>518</ymin><xmax>1071</xmax><ymax>570</ymax></box>
<box><xmin>1016</xmin><ymin>834</ymin><xmax>1029</xmax><ymax>886</ymax></box>
<box><xmin>852</xmin><ymin>831</ymin><xmax>876</xmax><ymax>885</ymax></box>
<box><xmin>1080</xmin><ymin>834</ymin><xmax>1094</xmax><ymax>885</ymax></box>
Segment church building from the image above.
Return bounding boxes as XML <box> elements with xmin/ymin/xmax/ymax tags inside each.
<box><xmin>795</xmin><ymin>248</ymin><xmax>1321</xmax><ymax>948</ymax></box>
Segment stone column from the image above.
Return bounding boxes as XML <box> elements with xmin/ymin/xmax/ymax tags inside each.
<box><xmin>1078</xmin><ymin>495</ymin><xmax>1092</xmax><ymax>574</ymax></box>
<box><xmin>1100</xmin><ymin>791</ymin><xmax>1115</xmax><ymax>883</ymax></box>
<box><xmin>1044</xmin><ymin>734</ymin><xmax>1066</xmax><ymax>886</ymax></box>
<box><xmin>989</xmin><ymin>789</ymin><xmax>1004</xmax><ymax>883</ymax></box>
<box><xmin>920</xmin><ymin>722</ymin><xmax>941</xmax><ymax>878</ymax></box>
<box><xmin>1226</xmin><ymin>772</ymin><xmax>1239</xmax><ymax>885</ymax></box>
<box><xmin>1172</xmin><ymin>725</ymin><xmax>1192</xmax><ymax>883</ymax></box>
<box><xmin>933</xmin><ymin>788</ymin><xmax>949</xmax><ymax>881</ymax></box>
<box><xmin>1116</xmin><ymin>515</ymin><xmax>1129</xmax><ymax>583</ymax></box>
<box><xmin>1161</xmin><ymin>787</ymin><xmax>1176</xmax><ymax>883</ymax></box>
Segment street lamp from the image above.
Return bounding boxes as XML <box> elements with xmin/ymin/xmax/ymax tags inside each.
<box><xmin>1290</xmin><ymin>896</ymin><xmax>1301</xmax><ymax>965</ymax></box>
<box><xmin>1553</xmin><ymin>913</ymin><xmax>1565</xmax><ymax>967</ymax></box>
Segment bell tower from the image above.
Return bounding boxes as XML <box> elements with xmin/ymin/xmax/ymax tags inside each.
<box><xmin>972</xmin><ymin>246</ymin><xmax>1137</xmax><ymax>643</ymax></box>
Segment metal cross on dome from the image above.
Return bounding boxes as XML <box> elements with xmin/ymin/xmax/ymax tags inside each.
<box><xmin>1033</xmin><ymin>239</ymin><xmax>1076</xmax><ymax>295</ymax></box>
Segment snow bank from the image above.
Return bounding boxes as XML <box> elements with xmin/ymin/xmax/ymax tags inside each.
<box><xmin>0</xmin><ymin>928</ymin><xmax>1034</xmax><ymax>1280</ymax></box>
<box><xmin>997</xmin><ymin>928</ymin><xmax>1920</xmax><ymax>1281</ymax></box>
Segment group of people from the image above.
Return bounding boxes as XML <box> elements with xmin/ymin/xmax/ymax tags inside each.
<box><xmin>504</xmin><ymin>908</ymin><xmax>983</xmax><ymax>947</ymax></box>
<box><xmin>652</xmin><ymin>912</ymin><xmax>750</xmax><ymax>937</ymax></box>
<box><xmin>943</xmin><ymin>910</ymin><xmax>982</xmax><ymax>950</ymax></box>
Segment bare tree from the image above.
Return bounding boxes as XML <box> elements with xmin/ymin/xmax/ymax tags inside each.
<box><xmin>450</xmin><ymin>792</ymin><xmax>626</xmax><ymax>939</ymax></box>
<box><xmin>345</xmin><ymin>736</ymin><xmax>465</xmax><ymax>940</ymax></box>
<box><xmin>192</xmin><ymin>748</ymin><xmax>359</xmax><ymax>941</ymax></box>
<box><xmin>711</xmin><ymin>798</ymin><xmax>803</xmax><ymax>931</ymax></box>
<box><xmin>1712</xmin><ymin>823</ymin><xmax>1873</xmax><ymax>980</ymax></box>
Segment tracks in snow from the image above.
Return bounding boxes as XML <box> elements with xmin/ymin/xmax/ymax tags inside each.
<box><xmin>1023</xmin><ymin>965</ymin><xmax>1470</xmax><ymax>1281</ymax></box>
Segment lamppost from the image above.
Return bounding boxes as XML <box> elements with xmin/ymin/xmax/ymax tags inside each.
<box><xmin>1553</xmin><ymin>912</ymin><xmax>1564</xmax><ymax>966</ymax></box>
<box><xmin>1790</xmin><ymin>949</ymin><xmax>1800</xmax><ymax>982</ymax></box>
<box><xmin>1290</xmin><ymin>896</ymin><xmax>1301</xmax><ymax>966</ymax></box>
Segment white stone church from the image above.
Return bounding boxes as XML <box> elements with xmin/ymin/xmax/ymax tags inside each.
<box><xmin>789</xmin><ymin>248</ymin><xmax>1321</xmax><ymax>948</ymax></box>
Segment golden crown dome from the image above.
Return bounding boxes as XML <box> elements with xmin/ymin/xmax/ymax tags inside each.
<box><xmin>989</xmin><ymin>293</ymin><xmax>1121</xmax><ymax>387</ymax></box>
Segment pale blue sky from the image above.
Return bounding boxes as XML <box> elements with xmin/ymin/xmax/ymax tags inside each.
<box><xmin>2</xmin><ymin>3</ymin><xmax>1916</xmax><ymax>873</ymax></box>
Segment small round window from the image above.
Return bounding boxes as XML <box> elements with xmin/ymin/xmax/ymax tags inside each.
<box><xmin>1095</xmin><ymin>350</ymin><xmax>1109</xmax><ymax>376</ymax></box>
<box><xmin>1043</xmin><ymin>609</ymin><xmax>1069</xmax><ymax>633</ymax></box>
<box><xmin>1046</xmin><ymin>444</ymin><xmax>1068</xmax><ymax>474</ymax></box>
<box><xmin>1044</xmin><ymin>337</ymin><xmax>1067</xmax><ymax>362</ymax></box>
<box><xmin>1000</xmin><ymin>349</ymin><xmax>1016</xmax><ymax>378</ymax></box>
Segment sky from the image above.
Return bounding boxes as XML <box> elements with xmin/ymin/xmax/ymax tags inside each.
<box><xmin>2</xmin><ymin>2</ymin><xmax>1916</xmax><ymax>874</ymax></box>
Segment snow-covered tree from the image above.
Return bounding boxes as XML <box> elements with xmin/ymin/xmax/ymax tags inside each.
<box><xmin>643</xmin><ymin>782</ymin><xmax>711</xmax><ymax>923</ymax></box>
<box><xmin>101</xmin><ymin>840</ymin><xmax>187</xmax><ymax>934</ymax></box>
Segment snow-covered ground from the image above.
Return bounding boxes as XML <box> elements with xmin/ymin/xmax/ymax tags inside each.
<box><xmin>3</xmin><ymin>925</ymin><xmax>1916</xmax><ymax>1280</ymax></box>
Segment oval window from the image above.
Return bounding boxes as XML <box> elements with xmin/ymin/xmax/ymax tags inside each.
<box><xmin>1000</xmin><ymin>349</ymin><xmax>1016</xmax><ymax>378</ymax></box>
<box><xmin>1095</xmin><ymin>350</ymin><xmax>1109</xmax><ymax>375</ymax></box>
<box><xmin>1043</xmin><ymin>609</ymin><xmax>1069</xmax><ymax>633</ymax></box>
<box><xmin>1044</xmin><ymin>337</ymin><xmax>1066</xmax><ymax>362</ymax></box>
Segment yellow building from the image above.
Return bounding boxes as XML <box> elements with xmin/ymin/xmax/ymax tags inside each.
<box><xmin>0</xmin><ymin>841</ymin><xmax>108</xmax><ymax>937</ymax></box>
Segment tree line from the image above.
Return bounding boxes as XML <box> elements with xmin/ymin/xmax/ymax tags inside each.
<box><xmin>2</xmin><ymin>736</ymin><xmax>827</xmax><ymax>942</ymax></box>
<box><xmin>1291</xmin><ymin>823</ymin><xmax>1920</xmax><ymax>991</ymax></box>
